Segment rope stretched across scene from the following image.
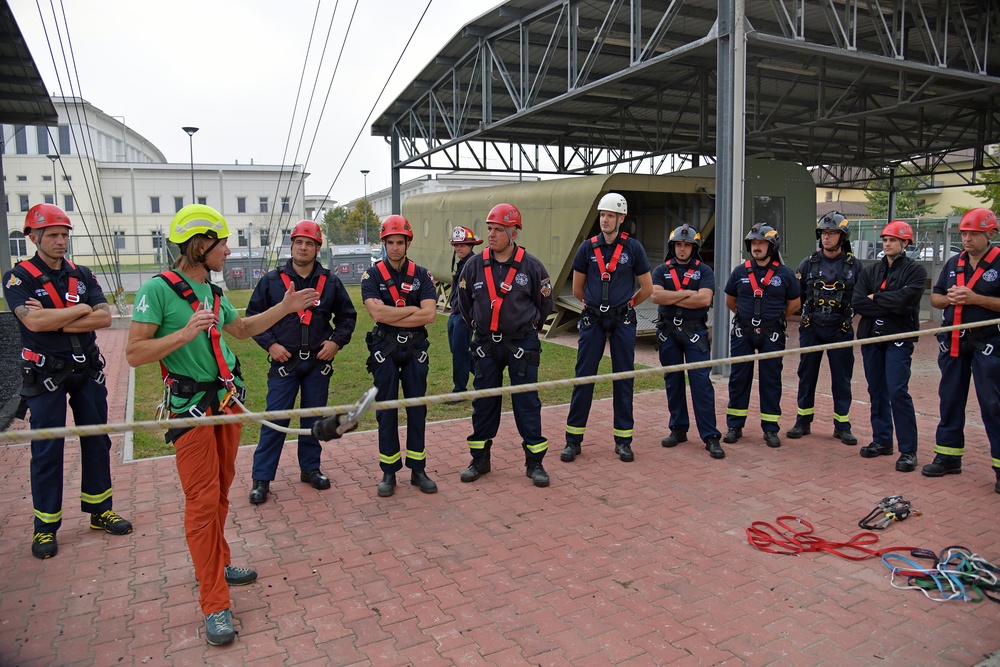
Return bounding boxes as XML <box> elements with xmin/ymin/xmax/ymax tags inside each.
<box><xmin>2</xmin><ymin>316</ymin><xmax>997</xmax><ymax>446</ymax></box>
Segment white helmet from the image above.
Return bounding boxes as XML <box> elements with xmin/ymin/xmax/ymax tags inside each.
<box><xmin>597</xmin><ymin>192</ymin><xmax>627</xmax><ymax>216</ymax></box>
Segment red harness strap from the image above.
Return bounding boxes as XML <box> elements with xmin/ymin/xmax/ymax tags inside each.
<box><xmin>666</xmin><ymin>258</ymin><xmax>701</xmax><ymax>291</ymax></box>
<box><xmin>17</xmin><ymin>258</ymin><xmax>80</xmax><ymax>307</ymax></box>
<box><xmin>279</xmin><ymin>271</ymin><xmax>327</xmax><ymax>326</ymax></box>
<box><xmin>156</xmin><ymin>271</ymin><xmax>235</xmax><ymax>388</ymax></box>
<box><xmin>375</xmin><ymin>260</ymin><xmax>415</xmax><ymax>307</ymax></box>
<box><xmin>590</xmin><ymin>232</ymin><xmax>628</xmax><ymax>311</ymax></box>
<box><xmin>483</xmin><ymin>246</ymin><xmax>526</xmax><ymax>332</ymax></box>
<box><xmin>950</xmin><ymin>246</ymin><xmax>1000</xmax><ymax>357</ymax></box>
<box><xmin>745</xmin><ymin>259</ymin><xmax>779</xmax><ymax>321</ymax></box>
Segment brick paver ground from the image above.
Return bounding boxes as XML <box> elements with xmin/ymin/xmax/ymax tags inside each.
<box><xmin>1</xmin><ymin>319</ymin><xmax>998</xmax><ymax>666</ymax></box>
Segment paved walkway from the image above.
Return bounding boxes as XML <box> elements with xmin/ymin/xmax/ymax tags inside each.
<box><xmin>1</xmin><ymin>322</ymin><xmax>998</xmax><ymax>666</ymax></box>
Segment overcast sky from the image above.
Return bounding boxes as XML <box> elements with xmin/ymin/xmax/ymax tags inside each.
<box><xmin>10</xmin><ymin>0</ymin><xmax>502</xmax><ymax>206</ymax></box>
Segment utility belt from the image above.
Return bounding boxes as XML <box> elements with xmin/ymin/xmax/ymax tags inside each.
<box><xmin>161</xmin><ymin>368</ymin><xmax>247</xmax><ymax>444</ymax></box>
<box><xmin>582</xmin><ymin>302</ymin><xmax>635</xmax><ymax>326</ymax></box>
<box><xmin>366</xmin><ymin>324</ymin><xmax>428</xmax><ymax>367</ymax></box>
<box><xmin>472</xmin><ymin>328</ymin><xmax>541</xmax><ymax>374</ymax></box>
<box><xmin>802</xmin><ymin>308</ymin><xmax>853</xmax><ymax>334</ymax></box>
<box><xmin>733</xmin><ymin>315</ymin><xmax>785</xmax><ymax>343</ymax></box>
<box><xmin>937</xmin><ymin>322</ymin><xmax>1000</xmax><ymax>357</ymax></box>
<box><xmin>656</xmin><ymin>316</ymin><xmax>707</xmax><ymax>342</ymax></box>
<box><xmin>268</xmin><ymin>349</ymin><xmax>332</xmax><ymax>378</ymax></box>
<box><xmin>19</xmin><ymin>347</ymin><xmax>106</xmax><ymax>397</ymax></box>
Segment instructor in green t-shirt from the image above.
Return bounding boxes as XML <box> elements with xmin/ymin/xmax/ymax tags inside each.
<box><xmin>126</xmin><ymin>205</ymin><xmax>318</xmax><ymax>646</ymax></box>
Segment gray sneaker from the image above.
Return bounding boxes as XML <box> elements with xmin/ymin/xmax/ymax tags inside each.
<box><xmin>224</xmin><ymin>565</ymin><xmax>258</xmax><ymax>586</ymax></box>
<box><xmin>205</xmin><ymin>609</ymin><xmax>235</xmax><ymax>646</ymax></box>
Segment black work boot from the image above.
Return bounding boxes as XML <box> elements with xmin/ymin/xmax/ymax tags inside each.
<box><xmin>921</xmin><ymin>456</ymin><xmax>962</xmax><ymax>477</ymax></box>
<box><xmin>834</xmin><ymin>429</ymin><xmax>858</xmax><ymax>446</ymax></box>
<box><xmin>705</xmin><ymin>437</ymin><xmax>725</xmax><ymax>459</ymax></box>
<box><xmin>377</xmin><ymin>472</ymin><xmax>397</xmax><ymax>497</ymax></box>
<box><xmin>248</xmin><ymin>480</ymin><xmax>269</xmax><ymax>505</ymax></box>
<box><xmin>763</xmin><ymin>431</ymin><xmax>781</xmax><ymax>448</ymax></box>
<box><xmin>560</xmin><ymin>442</ymin><xmax>581</xmax><ymax>462</ymax></box>
<box><xmin>722</xmin><ymin>428</ymin><xmax>742</xmax><ymax>444</ymax></box>
<box><xmin>460</xmin><ymin>440</ymin><xmax>492</xmax><ymax>483</ymax></box>
<box><xmin>410</xmin><ymin>469</ymin><xmax>438</xmax><ymax>494</ymax></box>
<box><xmin>786</xmin><ymin>422</ymin><xmax>810</xmax><ymax>439</ymax></box>
<box><xmin>859</xmin><ymin>441</ymin><xmax>893</xmax><ymax>458</ymax></box>
<box><xmin>614</xmin><ymin>442</ymin><xmax>635</xmax><ymax>462</ymax></box>
<box><xmin>895</xmin><ymin>452</ymin><xmax>918</xmax><ymax>473</ymax></box>
<box><xmin>526</xmin><ymin>462</ymin><xmax>550</xmax><ymax>487</ymax></box>
<box><xmin>660</xmin><ymin>430</ymin><xmax>688</xmax><ymax>448</ymax></box>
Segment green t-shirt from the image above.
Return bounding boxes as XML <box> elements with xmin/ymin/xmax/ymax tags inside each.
<box><xmin>132</xmin><ymin>271</ymin><xmax>241</xmax><ymax>413</ymax></box>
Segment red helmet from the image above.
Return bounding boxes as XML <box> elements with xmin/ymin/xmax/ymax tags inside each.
<box><xmin>880</xmin><ymin>220</ymin><xmax>914</xmax><ymax>245</ymax></box>
<box><xmin>290</xmin><ymin>219</ymin><xmax>322</xmax><ymax>245</ymax></box>
<box><xmin>24</xmin><ymin>203</ymin><xmax>73</xmax><ymax>234</ymax></box>
<box><xmin>486</xmin><ymin>203</ymin><xmax>522</xmax><ymax>229</ymax></box>
<box><xmin>958</xmin><ymin>208</ymin><xmax>999</xmax><ymax>234</ymax></box>
<box><xmin>380</xmin><ymin>214</ymin><xmax>413</xmax><ymax>240</ymax></box>
<box><xmin>450</xmin><ymin>226</ymin><xmax>483</xmax><ymax>246</ymax></box>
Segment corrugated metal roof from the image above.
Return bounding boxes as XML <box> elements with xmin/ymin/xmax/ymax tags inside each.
<box><xmin>0</xmin><ymin>0</ymin><xmax>57</xmax><ymax>126</ymax></box>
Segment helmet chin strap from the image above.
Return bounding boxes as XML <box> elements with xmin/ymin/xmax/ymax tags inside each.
<box><xmin>194</xmin><ymin>237</ymin><xmax>222</xmax><ymax>264</ymax></box>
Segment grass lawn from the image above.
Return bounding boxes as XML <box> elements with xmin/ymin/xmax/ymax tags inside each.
<box><xmin>131</xmin><ymin>285</ymin><xmax>663</xmax><ymax>458</ymax></box>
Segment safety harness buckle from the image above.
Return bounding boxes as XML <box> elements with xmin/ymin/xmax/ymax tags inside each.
<box><xmin>64</xmin><ymin>292</ymin><xmax>80</xmax><ymax>303</ymax></box>
<box><xmin>72</xmin><ymin>354</ymin><xmax>88</xmax><ymax>364</ymax></box>
<box><xmin>500</xmin><ymin>282</ymin><xmax>512</xmax><ymax>292</ymax></box>
<box><xmin>983</xmin><ymin>343</ymin><xmax>994</xmax><ymax>356</ymax></box>
<box><xmin>21</xmin><ymin>349</ymin><xmax>45</xmax><ymax>367</ymax></box>
<box><xmin>396</xmin><ymin>333</ymin><xmax>411</xmax><ymax>345</ymax></box>
<box><xmin>416</xmin><ymin>350</ymin><xmax>428</xmax><ymax>364</ymax></box>
<box><xmin>770</xmin><ymin>331</ymin><xmax>781</xmax><ymax>343</ymax></box>
<box><xmin>43</xmin><ymin>377</ymin><xmax>58</xmax><ymax>392</ymax></box>
<box><xmin>374</xmin><ymin>350</ymin><xmax>386</xmax><ymax>364</ymax></box>
<box><xmin>673</xmin><ymin>317</ymin><xmax>684</xmax><ymax>327</ymax></box>
<box><xmin>93</xmin><ymin>370</ymin><xmax>106</xmax><ymax>386</ymax></box>
<box><xmin>601</xmin><ymin>272</ymin><xmax>611</xmax><ymax>281</ymax></box>
<box><xmin>751</xmin><ymin>318</ymin><xmax>762</xmax><ymax>327</ymax></box>
<box><xmin>753</xmin><ymin>289</ymin><xmax>763</xmax><ymax>299</ymax></box>
<box><xmin>278</xmin><ymin>365</ymin><xmax>291</xmax><ymax>377</ymax></box>
<box><xmin>394</xmin><ymin>298</ymin><xmax>406</xmax><ymax>307</ymax></box>
<box><xmin>188</xmin><ymin>405</ymin><xmax>206</xmax><ymax>419</ymax></box>
<box><xmin>513</xmin><ymin>346</ymin><xmax>525</xmax><ymax>359</ymax></box>
<box><xmin>689</xmin><ymin>333</ymin><xmax>700</xmax><ymax>343</ymax></box>
<box><xmin>492</xmin><ymin>332</ymin><xmax>503</xmax><ymax>343</ymax></box>
<box><xmin>299</xmin><ymin>350</ymin><xmax>311</xmax><ymax>360</ymax></box>
<box><xmin>320</xmin><ymin>363</ymin><xmax>333</xmax><ymax>376</ymax></box>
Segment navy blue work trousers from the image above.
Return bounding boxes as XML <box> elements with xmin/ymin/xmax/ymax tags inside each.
<box><xmin>370</xmin><ymin>343</ymin><xmax>429</xmax><ymax>474</ymax></box>
<box><xmin>726</xmin><ymin>330</ymin><xmax>786</xmax><ymax>433</ymax></box>
<box><xmin>251</xmin><ymin>360</ymin><xmax>332</xmax><ymax>480</ymax></box>
<box><xmin>447</xmin><ymin>312</ymin><xmax>473</xmax><ymax>393</ymax></box>
<box><xmin>469</xmin><ymin>335</ymin><xmax>546</xmax><ymax>461</ymax></box>
<box><xmin>861</xmin><ymin>341</ymin><xmax>917</xmax><ymax>453</ymax></box>
<box><xmin>658</xmin><ymin>326</ymin><xmax>719</xmax><ymax>442</ymax></box>
<box><xmin>795</xmin><ymin>324</ymin><xmax>854</xmax><ymax>432</ymax></box>
<box><xmin>27</xmin><ymin>371</ymin><xmax>113</xmax><ymax>534</ymax></box>
<box><xmin>933</xmin><ymin>335</ymin><xmax>1000</xmax><ymax>475</ymax></box>
<box><xmin>565</xmin><ymin>314</ymin><xmax>636</xmax><ymax>446</ymax></box>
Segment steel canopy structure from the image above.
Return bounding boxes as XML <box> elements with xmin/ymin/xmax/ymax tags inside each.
<box><xmin>373</xmin><ymin>0</ymin><xmax>1000</xmax><ymax>195</ymax></box>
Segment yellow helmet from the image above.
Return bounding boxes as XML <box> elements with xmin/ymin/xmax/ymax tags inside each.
<box><xmin>169</xmin><ymin>204</ymin><xmax>230</xmax><ymax>244</ymax></box>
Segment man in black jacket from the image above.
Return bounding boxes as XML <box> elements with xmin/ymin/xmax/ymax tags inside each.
<box><xmin>851</xmin><ymin>220</ymin><xmax>927</xmax><ymax>472</ymax></box>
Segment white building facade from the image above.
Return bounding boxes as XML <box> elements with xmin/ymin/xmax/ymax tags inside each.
<box><xmin>2</xmin><ymin>97</ymin><xmax>308</xmax><ymax>271</ymax></box>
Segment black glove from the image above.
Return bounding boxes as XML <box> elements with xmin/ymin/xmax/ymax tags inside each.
<box><xmin>312</xmin><ymin>413</ymin><xmax>356</xmax><ymax>441</ymax></box>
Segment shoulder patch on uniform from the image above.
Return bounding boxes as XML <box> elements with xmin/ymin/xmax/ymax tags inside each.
<box><xmin>459</xmin><ymin>277</ymin><xmax>466</xmax><ymax>290</ymax></box>
<box><xmin>5</xmin><ymin>274</ymin><xmax>21</xmax><ymax>288</ymax></box>
<box><xmin>361</xmin><ymin>270</ymin><xmax>369</xmax><ymax>281</ymax></box>
<box><xmin>540</xmin><ymin>277</ymin><xmax>552</xmax><ymax>297</ymax></box>
<box><xmin>795</xmin><ymin>271</ymin><xmax>801</xmax><ymax>279</ymax></box>
<box><xmin>426</xmin><ymin>270</ymin><xmax>434</xmax><ymax>283</ymax></box>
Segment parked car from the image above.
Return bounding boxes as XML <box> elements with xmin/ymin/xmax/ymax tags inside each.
<box><xmin>876</xmin><ymin>246</ymin><xmax>921</xmax><ymax>260</ymax></box>
<box><xmin>917</xmin><ymin>244</ymin><xmax>962</xmax><ymax>261</ymax></box>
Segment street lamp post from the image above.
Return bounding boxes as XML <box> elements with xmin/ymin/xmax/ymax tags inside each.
<box><xmin>46</xmin><ymin>154</ymin><xmax>58</xmax><ymax>204</ymax></box>
<box><xmin>361</xmin><ymin>169</ymin><xmax>370</xmax><ymax>246</ymax></box>
<box><xmin>181</xmin><ymin>126</ymin><xmax>199</xmax><ymax>204</ymax></box>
